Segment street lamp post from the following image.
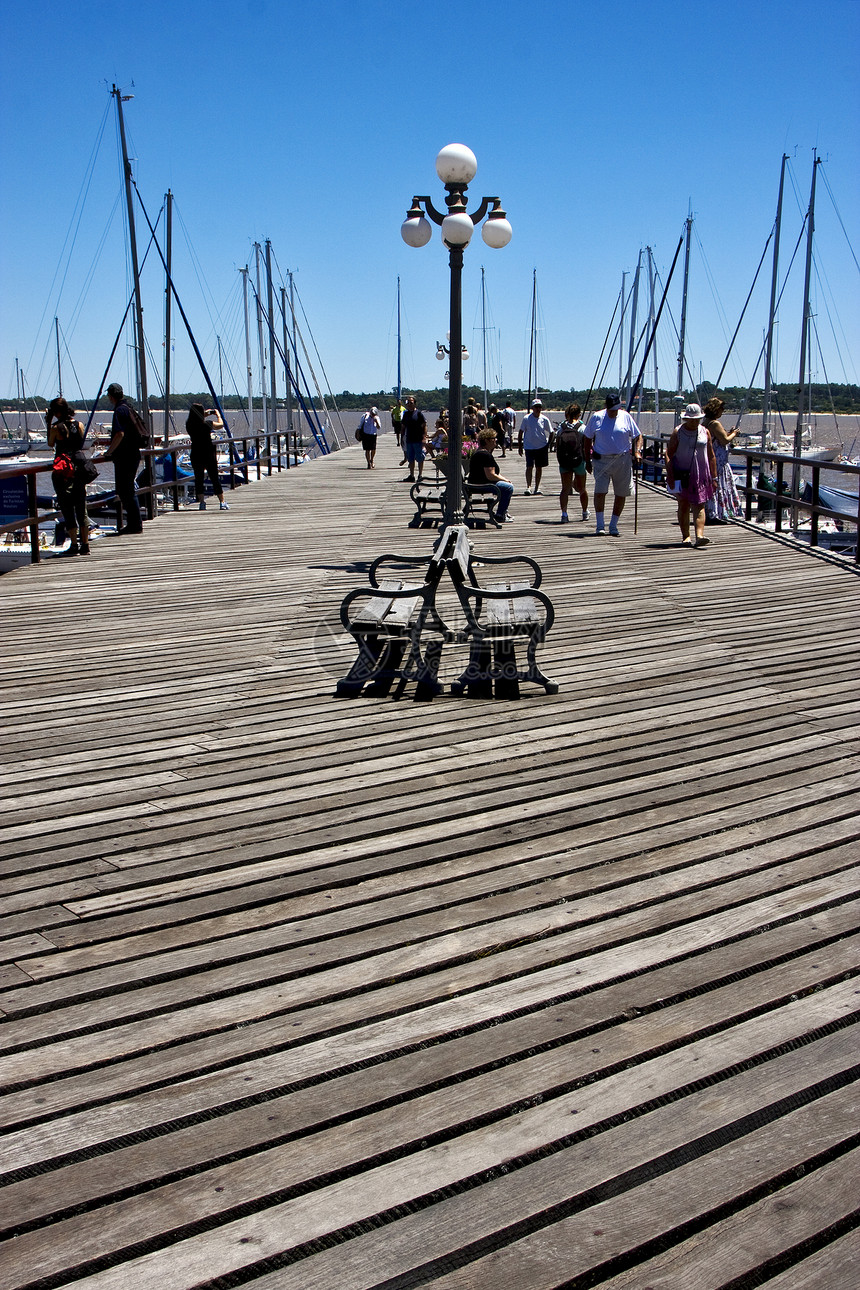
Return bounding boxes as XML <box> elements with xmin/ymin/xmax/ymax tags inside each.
<box><xmin>401</xmin><ymin>144</ymin><xmax>512</xmax><ymax>526</ymax></box>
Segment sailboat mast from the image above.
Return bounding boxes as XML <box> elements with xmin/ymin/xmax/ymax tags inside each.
<box><xmin>676</xmin><ymin>208</ymin><xmax>693</xmax><ymax>393</ymax></box>
<box><xmin>625</xmin><ymin>252</ymin><xmax>642</xmax><ymax>405</ymax></box>
<box><xmin>163</xmin><ymin>189</ymin><xmax>173</xmax><ymax>448</ymax></box>
<box><xmin>794</xmin><ymin>152</ymin><xmax>820</xmax><ymax>463</ymax></box>
<box><xmin>281</xmin><ymin>286</ymin><xmax>293</xmax><ymax>460</ymax></box>
<box><xmin>396</xmin><ymin>276</ymin><xmax>402</xmax><ymax>404</ymax></box>
<box><xmin>253</xmin><ymin>242</ymin><xmax>269</xmax><ymax>436</ymax></box>
<box><xmin>618</xmin><ymin>272</ymin><xmax>627</xmax><ymax>394</ymax></box>
<box><xmin>762</xmin><ymin>155</ymin><xmax>789</xmax><ymax>452</ymax></box>
<box><xmin>647</xmin><ymin>247</ymin><xmax>658</xmax><ymax>423</ymax></box>
<box><xmin>265</xmin><ymin>240</ymin><xmax>278</xmax><ymax>438</ymax></box>
<box><xmin>240</xmin><ymin>266</ymin><xmax>254</xmax><ymax>426</ymax></box>
<box><xmin>112</xmin><ymin>86</ymin><xmax>151</xmax><ymax>444</ymax></box>
<box><xmin>527</xmin><ymin>269</ymin><xmax>536</xmax><ymax>407</ymax></box>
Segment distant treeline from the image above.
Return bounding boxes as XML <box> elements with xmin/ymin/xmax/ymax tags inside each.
<box><xmin>5</xmin><ymin>382</ymin><xmax>859</xmax><ymax>414</ymax></box>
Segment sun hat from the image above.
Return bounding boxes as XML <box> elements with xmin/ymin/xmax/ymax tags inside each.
<box><xmin>681</xmin><ymin>402</ymin><xmax>705</xmax><ymax>422</ymax></box>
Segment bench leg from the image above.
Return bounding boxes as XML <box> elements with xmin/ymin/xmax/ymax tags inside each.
<box><xmin>363</xmin><ymin>639</ymin><xmax>409</xmax><ymax>697</ymax></box>
<box><xmin>525</xmin><ymin>631</ymin><xmax>559</xmax><ymax>694</ymax></box>
<box><xmin>451</xmin><ymin>641</ymin><xmax>494</xmax><ymax>699</ymax></box>
<box><xmin>335</xmin><ymin>633</ymin><xmax>389</xmax><ymax>698</ymax></box>
<box><xmin>493</xmin><ymin>638</ymin><xmax>520</xmax><ymax>699</ymax></box>
<box><xmin>415</xmin><ymin>639</ymin><xmax>444</xmax><ymax>701</ymax></box>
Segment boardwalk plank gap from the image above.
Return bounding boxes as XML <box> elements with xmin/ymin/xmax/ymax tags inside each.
<box><xmin>1</xmin><ymin>435</ymin><xmax>858</xmax><ymax>1289</ymax></box>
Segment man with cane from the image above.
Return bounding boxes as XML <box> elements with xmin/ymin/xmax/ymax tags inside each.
<box><xmin>583</xmin><ymin>393</ymin><xmax>642</xmax><ymax>536</ymax></box>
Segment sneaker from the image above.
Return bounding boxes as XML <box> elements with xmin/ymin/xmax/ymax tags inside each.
<box><xmin>682</xmin><ymin>536</ymin><xmax>693</xmax><ymax>546</ymax></box>
<box><xmin>560</xmin><ymin>512</ymin><xmax>569</xmax><ymax>523</ymax></box>
<box><xmin>608</xmin><ymin>524</ymin><xmax>620</xmax><ymax>537</ymax></box>
<box><xmin>581</xmin><ymin>509</ymin><xmax>590</xmax><ymax>521</ymax></box>
<box><xmin>533</xmin><ymin>487</ymin><xmax>543</xmax><ymax>495</ymax></box>
<box><xmin>695</xmin><ymin>536</ymin><xmax>711</xmax><ymax>547</ymax></box>
<box><xmin>499</xmin><ymin>513</ymin><xmax>515</xmax><ymax>523</ymax></box>
<box><xmin>595</xmin><ymin>525</ymin><xmax>607</xmax><ymax>536</ymax></box>
<box><xmin>219</xmin><ymin>501</ymin><xmax>230</xmax><ymax>511</ymax></box>
<box><xmin>199</xmin><ymin>500</ymin><xmax>207</xmax><ymax>511</ymax></box>
<box><xmin>523</xmin><ymin>486</ymin><xmax>533</xmax><ymax>496</ymax></box>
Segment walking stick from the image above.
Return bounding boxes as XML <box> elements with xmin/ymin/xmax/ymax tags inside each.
<box><xmin>634</xmin><ymin>456</ymin><xmax>639</xmax><ymax>535</ymax></box>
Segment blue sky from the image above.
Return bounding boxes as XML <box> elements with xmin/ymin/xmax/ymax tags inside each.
<box><xmin>2</xmin><ymin>0</ymin><xmax>858</xmax><ymax>406</ymax></box>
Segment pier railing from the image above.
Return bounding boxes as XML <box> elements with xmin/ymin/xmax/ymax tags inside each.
<box><xmin>638</xmin><ymin>433</ymin><xmax>860</xmax><ymax>564</ymax></box>
<box><xmin>0</xmin><ymin>427</ymin><xmax>312</xmax><ymax>564</ymax></box>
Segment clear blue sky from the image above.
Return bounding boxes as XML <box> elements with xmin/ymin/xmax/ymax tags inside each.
<box><xmin>2</xmin><ymin>0</ymin><xmax>858</xmax><ymax>406</ymax></box>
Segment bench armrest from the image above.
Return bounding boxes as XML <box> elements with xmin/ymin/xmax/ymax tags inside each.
<box><xmin>468</xmin><ymin>552</ymin><xmax>543</xmax><ymax>588</ymax></box>
<box><xmin>369</xmin><ymin>553</ymin><xmax>434</xmax><ymax>587</ymax></box>
<box><xmin>455</xmin><ymin>583</ymin><xmax>556</xmax><ymax>633</ymax></box>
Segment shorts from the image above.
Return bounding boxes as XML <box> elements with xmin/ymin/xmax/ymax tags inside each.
<box><xmin>405</xmin><ymin>441</ymin><xmax>426</xmax><ymax>463</ymax></box>
<box><xmin>592</xmin><ymin>453</ymin><xmax>633</xmax><ymax>496</ymax></box>
<box><xmin>524</xmin><ymin>446</ymin><xmax>549</xmax><ymax>469</ymax></box>
<box><xmin>558</xmin><ymin>461</ymin><xmax>588</xmax><ymax>477</ymax></box>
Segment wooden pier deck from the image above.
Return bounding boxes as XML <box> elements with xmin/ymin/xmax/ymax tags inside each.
<box><xmin>1</xmin><ymin>435</ymin><xmax>858</xmax><ymax>1290</ymax></box>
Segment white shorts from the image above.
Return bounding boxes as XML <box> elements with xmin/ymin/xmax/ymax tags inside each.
<box><xmin>593</xmin><ymin>453</ymin><xmax>633</xmax><ymax>497</ymax></box>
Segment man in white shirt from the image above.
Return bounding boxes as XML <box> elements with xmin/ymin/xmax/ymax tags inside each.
<box><xmin>583</xmin><ymin>394</ymin><xmax>642</xmax><ymax>535</ymax></box>
<box><xmin>517</xmin><ymin>398</ymin><xmax>554</xmax><ymax>495</ymax></box>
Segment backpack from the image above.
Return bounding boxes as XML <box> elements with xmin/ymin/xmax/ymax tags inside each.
<box><xmin>126</xmin><ymin>404</ymin><xmax>149</xmax><ymax>444</ymax></box>
<box><xmin>555</xmin><ymin>423</ymin><xmax>584</xmax><ymax>471</ymax></box>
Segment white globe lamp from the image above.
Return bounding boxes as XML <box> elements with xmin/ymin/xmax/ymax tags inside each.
<box><xmin>440</xmin><ymin>212</ymin><xmax>474</xmax><ymax>246</ymax></box>
<box><xmin>401</xmin><ymin>215</ymin><xmax>432</xmax><ymax>248</ymax></box>
<box><xmin>482</xmin><ymin>216</ymin><xmax>512</xmax><ymax>249</ymax></box>
<box><xmin>435</xmin><ymin>143</ymin><xmax>478</xmax><ymax>185</ymax></box>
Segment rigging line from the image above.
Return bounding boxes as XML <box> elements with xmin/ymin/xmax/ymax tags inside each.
<box><xmin>810</xmin><ymin>250</ymin><xmax>859</xmax><ymax>386</ymax></box>
<box><xmin>810</xmin><ymin>318</ymin><xmax>843</xmax><ymax>433</ymax></box>
<box><xmin>58</xmin><ymin>322</ymin><xmax>93</xmax><ymax>418</ymax></box>
<box><xmin>692</xmin><ymin>225</ymin><xmax>733</xmax><ymax>341</ymax></box>
<box><xmin>247</xmin><ymin>276</ymin><xmax>329</xmax><ymax>454</ymax></box>
<box><xmin>130</xmin><ymin>182</ymin><xmax>241</xmax><ymax>460</ymax></box>
<box><xmin>727</xmin><ymin>228</ymin><xmax>808</xmax><ymax>431</ymax></box>
<box><xmin>25</xmin><ymin>98</ymin><xmax>113</xmax><ymax>374</ymax></box>
<box><xmin>712</xmin><ymin>228</ymin><xmax>775</xmax><ymax>390</ymax></box>
<box><xmin>81</xmin><ymin>221</ymin><xmax>163</xmax><ymax>437</ymax></box>
<box><xmin>818</xmin><ymin>165</ymin><xmax>860</xmax><ymax>277</ymax></box>
<box><xmin>654</xmin><ymin>268</ymin><xmax>702</xmax><ymax>395</ymax></box>
<box><xmin>173</xmin><ymin>201</ymin><xmax>233</xmax><ymax>341</ymax></box>
<box><xmin>581</xmin><ymin>289</ymin><xmax>622</xmax><ymax>418</ymax></box>
<box><xmin>292</xmin><ymin>281</ymin><xmax>347</xmax><ymax>441</ymax></box>
<box><xmin>627</xmin><ymin>233</ymin><xmax>685</xmax><ymax>411</ymax></box>
<box><xmin>270</xmin><ymin>247</ymin><xmax>344</xmax><ymax>441</ymax></box>
<box><xmin>813</xmin><ymin>257</ymin><xmax>859</xmax><ymax>389</ymax></box>
<box><xmin>66</xmin><ymin>190</ymin><xmax>124</xmax><ymax>339</ymax></box>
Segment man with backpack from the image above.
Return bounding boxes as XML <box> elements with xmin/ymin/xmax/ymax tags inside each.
<box><xmin>99</xmin><ymin>382</ymin><xmax>146</xmax><ymax>534</ymax></box>
<box><xmin>552</xmin><ymin>403</ymin><xmax>592</xmax><ymax>523</ymax></box>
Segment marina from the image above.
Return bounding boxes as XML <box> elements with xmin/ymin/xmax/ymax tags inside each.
<box><xmin>1</xmin><ymin>432</ymin><xmax>858</xmax><ymax>1288</ymax></box>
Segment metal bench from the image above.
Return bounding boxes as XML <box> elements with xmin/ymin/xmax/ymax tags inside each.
<box><xmin>444</xmin><ymin>525</ymin><xmax>558</xmax><ymax>697</ymax></box>
<box><xmin>336</xmin><ymin>533</ymin><xmax>455</xmax><ymax>698</ymax></box>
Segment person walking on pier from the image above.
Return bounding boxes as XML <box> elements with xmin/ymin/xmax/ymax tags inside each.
<box><xmin>46</xmin><ymin>397</ymin><xmax>90</xmax><ymax>556</ymax></box>
<box><xmin>358</xmin><ymin>405</ymin><xmax>381</xmax><ymax>469</ymax></box>
<box><xmin>401</xmin><ymin>396</ymin><xmax>428</xmax><ymax>484</ymax></box>
<box><xmin>666</xmin><ymin>403</ymin><xmax>718</xmax><ymax>547</ymax></box>
<box><xmin>583</xmin><ymin>394</ymin><xmax>642</xmax><ymax>535</ymax></box>
<box><xmin>553</xmin><ymin>403</ymin><xmax>591</xmax><ymax>523</ymax></box>
<box><xmin>517</xmin><ymin>398</ymin><xmax>553</xmax><ymax>495</ymax></box>
<box><xmin>99</xmin><ymin>383</ymin><xmax>144</xmax><ymax>535</ymax></box>
<box><xmin>186</xmin><ymin>404</ymin><xmax>229</xmax><ymax>509</ymax></box>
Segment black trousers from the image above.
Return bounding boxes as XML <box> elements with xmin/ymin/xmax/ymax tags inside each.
<box><xmin>113</xmin><ymin>453</ymin><xmax>142</xmax><ymax>531</ymax></box>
